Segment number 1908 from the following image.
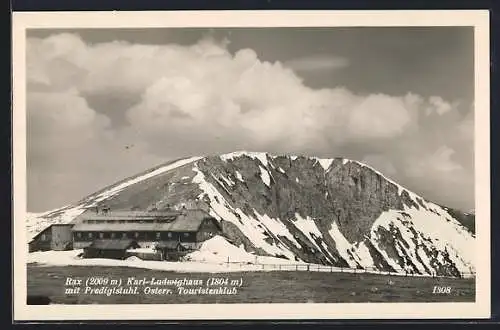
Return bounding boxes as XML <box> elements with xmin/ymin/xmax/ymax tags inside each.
<box><xmin>432</xmin><ymin>286</ymin><xmax>452</xmax><ymax>294</ymax></box>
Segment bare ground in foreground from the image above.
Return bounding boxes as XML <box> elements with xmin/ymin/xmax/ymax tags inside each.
<box><xmin>27</xmin><ymin>264</ymin><xmax>475</xmax><ymax>304</ymax></box>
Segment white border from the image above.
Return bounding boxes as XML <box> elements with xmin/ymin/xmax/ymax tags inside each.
<box><xmin>12</xmin><ymin>10</ymin><xmax>491</xmax><ymax>321</ymax></box>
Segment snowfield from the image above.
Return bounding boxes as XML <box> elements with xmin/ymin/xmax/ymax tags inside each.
<box><xmin>27</xmin><ymin>236</ymin><xmax>474</xmax><ymax>278</ymax></box>
<box><xmin>27</xmin><ymin>236</ymin><xmax>306</xmax><ymax>274</ymax></box>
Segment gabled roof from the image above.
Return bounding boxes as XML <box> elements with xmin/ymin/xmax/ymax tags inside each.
<box><xmin>28</xmin><ymin>223</ymin><xmax>73</xmax><ymax>243</ymax></box>
<box><xmin>85</xmin><ymin>239</ymin><xmax>139</xmax><ymax>250</ymax></box>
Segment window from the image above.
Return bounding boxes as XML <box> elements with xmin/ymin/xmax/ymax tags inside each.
<box><xmin>135</xmin><ymin>232</ymin><xmax>139</xmax><ymax>238</ymax></box>
<box><xmin>156</xmin><ymin>232</ymin><xmax>161</xmax><ymax>239</ymax></box>
<box><xmin>77</xmin><ymin>232</ymin><xmax>82</xmax><ymax>238</ymax></box>
<box><xmin>183</xmin><ymin>233</ymin><xmax>189</xmax><ymax>237</ymax></box>
<box><xmin>122</xmin><ymin>233</ymin><xmax>127</xmax><ymax>238</ymax></box>
<box><xmin>88</xmin><ymin>233</ymin><xmax>93</xmax><ymax>238</ymax></box>
<box><xmin>99</xmin><ymin>233</ymin><xmax>104</xmax><ymax>239</ymax></box>
<box><xmin>110</xmin><ymin>233</ymin><xmax>116</xmax><ymax>239</ymax></box>
<box><xmin>167</xmin><ymin>232</ymin><xmax>172</xmax><ymax>238</ymax></box>
<box><xmin>41</xmin><ymin>234</ymin><xmax>46</xmax><ymax>241</ymax></box>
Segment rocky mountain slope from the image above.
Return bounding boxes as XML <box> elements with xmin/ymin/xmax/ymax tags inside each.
<box><xmin>26</xmin><ymin>152</ymin><xmax>475</xmax><ymax>277</ymax></box>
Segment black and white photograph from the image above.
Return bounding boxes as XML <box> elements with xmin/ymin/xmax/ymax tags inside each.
<box><xmin>12</xmin><ymin>10</ymin><xmax>490</xmax><ymax>320</ymax></box>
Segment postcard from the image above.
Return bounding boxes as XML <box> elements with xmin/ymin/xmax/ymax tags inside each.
<box><xmin>12</xmin><ymin>10</ymin><xmax>490</xmax><ymax>320</ymax></box>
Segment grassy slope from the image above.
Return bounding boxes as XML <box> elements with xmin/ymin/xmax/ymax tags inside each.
<box><xmin>27</xmin><ymin>265</ymin><xmax>474</xmax><ymax>304</ymax></box>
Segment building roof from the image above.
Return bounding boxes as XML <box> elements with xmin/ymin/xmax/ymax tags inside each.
<box><xmin>85</xmin><ymin>239</ymin><xmax>139</xmax><ymax>250</ymax></box>
<box><xmin>73</xmin><ymin>209</ymin><xmax>215</xmax><ymax>232</ymax></box>
<box><xmin>82</xmin><ymin>210</ymin><xmax>182</xmax><ymax>220</ymax></box>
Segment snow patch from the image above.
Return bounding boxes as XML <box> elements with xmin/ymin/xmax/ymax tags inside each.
<box><xmin>186</xmin><ymin>236</ymin><xmax>256</xmax><ymax>264</ymax></box>
<box><xmin>354</xmin><ymin>241</ymin><xmax>376</xmax><ymax>269</ymax></box>
<box><xmin>328</xmin><ymin>221</ymin><xmax>358</xmax><ymax>268</ymax></box>
<box><xmin>235</xmin><ymin>171</ymin><xmax>244</xmax><ymax>182</ymax></box>
<box><xmin>315</xmin><ymin>158</ymin><xmax>333</xmax><ymax>171</ymax></box>
<box><xmin>220</xmin><ymin>151</ymin><xmax>268</xmax><ymax>167</ymax></box>
<box><xmin>253</xmin><ymin>211</ymin><xmax>301</xmax><ymax>249</ymax></box>
<box><xmin>292</xmin><ymin>213</ymin><xmax>324</xmax><ymax>252</ymax></box>
<box><xmin>219</xmin><ymin>174</ymin><xmax>235</xmax><ymax>187</ymax></box>
<box><xmin>259</xmin><ymin>166</ymin><xmax>271</xmax><ymax>187</ymax></box>
<box><xmin>127</xmin><ymin>247</ymin><xmax>156</xmax><ymax>254</ymax></box>
<box><xmin>187</xmin><ymin>236</ymin><xmax>301</xmax><ymax>265</ymax></box>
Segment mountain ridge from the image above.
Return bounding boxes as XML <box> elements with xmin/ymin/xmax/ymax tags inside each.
<box><xmin>26</xmin><ymin>151</ymin><xmax>475</xmax><ymax>277</ymax></box>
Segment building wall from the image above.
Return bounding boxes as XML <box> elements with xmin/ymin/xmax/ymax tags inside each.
<box><xmin>73</xmin><ymin>233</ymin><xmax>201</xmax><ymax>250</ymax></box>
<box><xmin>50</xmin><ymin>225</ymin><xmax>73</xmax><ymax>251</ymax></box>
<box><xmin>73</xmin><ymin>231</ymin><xmax>198</xmax><ymax>242</ymax></box>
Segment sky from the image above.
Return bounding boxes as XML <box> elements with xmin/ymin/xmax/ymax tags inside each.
<box><xmin>26</xmin><ymin>27</ymin><xmax>474</xmax><ymax>212</ymax></box>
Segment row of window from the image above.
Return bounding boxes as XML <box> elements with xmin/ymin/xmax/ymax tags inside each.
<box><xmin>74</xmin><ymin>232</ymin><xmax>192</xmax><ymax>239</ymax></box>
<box><xmin>84</xmin><ymin>218</ymin><xmax>176</xmax><ymax>224</ymax></box>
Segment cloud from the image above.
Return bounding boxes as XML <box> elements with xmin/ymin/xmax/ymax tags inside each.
<box><xmin>26</xmin><ymin>33</ymin><xmax>474</xmax><ymax>211</ymax></box>
<box><xmin>285</xmin><ymin>55</ymin><xmax>350</xmax><ymax>72</ymax></box>
<box><xmin>347</xmin><ymin>94</ymin><xmax>414</xmax><ymax>140</ymax></box>
<box><xmin>406</xmin><ymin>145</ymin><xmax>463</xmax><ymax>178</ymax></box>
<box><xmin>425</xmin><ymin>96</ymin><xmax>454</xmax><ymax>116</ymax></box>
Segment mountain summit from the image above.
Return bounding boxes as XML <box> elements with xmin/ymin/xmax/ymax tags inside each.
<box><xmin>27</xmin><ymin>151</ymin><xmax>475</xmax><ymax>277</ymax></box>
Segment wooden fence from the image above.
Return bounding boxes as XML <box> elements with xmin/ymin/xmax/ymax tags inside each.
<box><xmin>219</xmin><ymin>259</ymin><xmax>476</xmax><ymax>279</ymax></box>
